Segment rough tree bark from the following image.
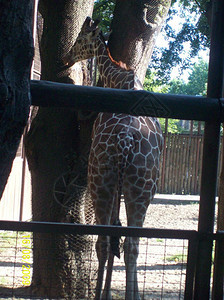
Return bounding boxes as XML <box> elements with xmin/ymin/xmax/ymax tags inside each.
<box><xmin>24</xmin><ymin>0</ymin><xmax>94</xmax><ymax>298</ymax></box>
<box><xmin>109</xmin><ymin>0</ymin><xmax>171</xmax><ymax>82</ymax></box>
<box><xmin>24</xmin><ymin>0</ymin><xmax>171</xmax><ymax>298</ymax></box>
<box><xmin>0</xmin><ymin>1</ymin><xmax>34</xmax><ymax>198</ymax></box>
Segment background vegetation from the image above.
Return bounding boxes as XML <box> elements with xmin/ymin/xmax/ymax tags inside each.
<box><xmin>93</xmin><ymin>0</ymin><xmax>210</xmax><ymax>133</ymax></box>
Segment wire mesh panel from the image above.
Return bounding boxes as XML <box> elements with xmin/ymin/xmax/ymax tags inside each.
<box><xmin>0</xmin><ymin>230</ymin><xmax>189</xmax><ymax>300</ymax></box>
<box><xmin>0</xmin><ymin>230</ymin><xmax>98</xmax><ymax>300</ymax></box>
<box><xmin>0</xmin><ymin>231</ymin><xmax>25</xmax><ymax>290</ymax></box>
<box><xmin>109</xmin><ymin>238</ymin><xmax>188</xmax><ymax>299</ymax></box>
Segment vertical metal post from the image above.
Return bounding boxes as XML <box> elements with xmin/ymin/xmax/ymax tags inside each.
<box><xmin>194</xmin><ymin>123</ymin><xmax>220</xmax><ymax>300</ymax></box>
<box><xmin>184</xmin><ymin>238</ymin><xmax>198</xmax><ymax>300</ymax></box>
<box><xmin>212</xmin><ymin>236</ymin><xmax>224</xmax><ymax>299</ymax></box>
<box><xmin>194</xmin><ymin>0</ymin><xmax>224</xmax><ymax>299</ymax></box>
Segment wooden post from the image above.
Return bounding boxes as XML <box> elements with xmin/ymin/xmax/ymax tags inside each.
<box><xmin>160</xmin><ymin>119</ymin><xmax>168</xmax><ymax>192</ymax></box>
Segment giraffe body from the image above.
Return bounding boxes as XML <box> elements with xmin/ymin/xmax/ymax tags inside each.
<box><xmin>63</xmin><ymin>17</ymin><xmax>163</xmax><ymax>300</ymax></box>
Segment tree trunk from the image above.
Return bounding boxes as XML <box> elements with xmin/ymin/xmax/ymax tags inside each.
<box><xmin>109</xmin><ymin>0</ymin><xmax>171</xmax><ymax>82</ymax></box>
<box><xmin>24</xmin><ymin>0</ymin><xmax>171</xmax><ymax>298</ymax></box>
<box><xmin>0</xmin><ymin>1</ymin><xmax>34</xmax><ymax>198</ymax></box>
<box><xmin>24</xmin><ymin>0</ymin><xmax>95</xmax><ymax>298</ymax></box>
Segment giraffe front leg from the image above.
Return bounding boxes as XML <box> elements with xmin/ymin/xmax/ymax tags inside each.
<box><xmin>95</xmin><ymin>235</ymin><xmax>110</xmax><ymax>300</ymax></box>
<box><xmin>124</xmin><ymin>236</ymin><xmax>141</xmax><ymax>300</ymax></box>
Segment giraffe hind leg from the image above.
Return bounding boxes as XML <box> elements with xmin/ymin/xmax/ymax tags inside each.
<box><xmin>123</xmin><ymin>182</ymin><xmax>153</xmax><ymax>299</ymax></box>
<box><xmin>101</xmin><ymin>190</ymin><xmax>121</xmax><ymax>299</ymax></box>
<box><xmin>124</xmin><ymin>236</ymin><xmax>141</xmax><ymax>300</ymax></box>
<box><xmin>101</xmin><ymin>252</ymin><xmax>114</xmax><ymax>300</ymax></box>
<box><xmin>90</xmin><ymin>167</ymin><xmax>118</xmax><ymax>299</ymax></box>
<box><xmin>102</xmin><ymin>218</ymin><xmax>122</xmax><ymax>299</ymax></box>
<box><xmin>95</xmin><ymin>235</ymin><xmax>110</xmax><ymax>300</ymax></box>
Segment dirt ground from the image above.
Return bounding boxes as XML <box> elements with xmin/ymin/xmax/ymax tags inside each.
<box><xmin>0</xmin><ymin>195</ymin><xmax>217</xmax><ymax>299</ymax></box>
<box><xmin>110</xmin><ymin>196</ymin><xmax>200</xmax><ymax>299</ymax></box>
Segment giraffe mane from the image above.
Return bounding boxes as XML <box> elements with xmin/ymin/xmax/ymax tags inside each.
<box><xmin>106</xmin><ymin>47</ymin><xmax>131</xmax><ymax>71</ymax></box>
<box><xmin>84</xmin><ymin>17</ymin><xmax>132</xmax><ymax>72</ymax></box>
<box><xmin>99</xmin><ymin>32</ymin><xmax>131</xmax><ymax>71</ymax></box>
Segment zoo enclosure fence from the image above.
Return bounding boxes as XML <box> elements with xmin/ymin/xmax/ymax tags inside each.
<box><xmin>0</xmin><ymin>0</ymin><xmax>224</xmax><ymax>299</ymax></box>
<box><xmin>0</xmin><ymin>221</ymin><xmax>224</xmax><ymax>300</ymax></box>
<box><xmin>159</xmin><ymin>132</ymin><xmax>223</xmax><ymax>195</ymax></box>
<box><xmin>0</xmin><ymin>131</ymin><xmax>221</xmax><ymax>223</ymax></box>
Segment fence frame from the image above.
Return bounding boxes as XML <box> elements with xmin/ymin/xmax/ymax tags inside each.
<box><xmin>0</xmin><ymin>220</ymin><xmax>223</xmax><ymax>300</ymax></box>
<box><xmin>1</xmin><ymin>0</ymin><xmax>224</xmax><ymax>299</ymax></box>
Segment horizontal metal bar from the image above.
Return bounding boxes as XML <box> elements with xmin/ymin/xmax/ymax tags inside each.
<box><xmin>30</xmin><ymin>80</ymin><xmax>224</xmax><ymax>122</ymax></box>
<box><xmin>0</xmin><ymin>220</ymin><xmax>216</xmax><ymax>240</ymax></box>
<box><xmin>214</xmin><ymin>231</ymin><xmax>224</xmax><ymax>240</ymax></box>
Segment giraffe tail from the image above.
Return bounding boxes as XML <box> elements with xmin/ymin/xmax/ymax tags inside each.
<box><xmin>110</xmin><ymin>133</ymin><xmax>133</xmax><ymax>258</ymax></box>
<box><xmin>110</xmin><ymin>218</ymin><xmax>122</xmax><ymax>258</ymax></box>
<box><xmin>110</xmin><ymin>170</ymin><xmax>123</xmax><ymax>259</ymax></box>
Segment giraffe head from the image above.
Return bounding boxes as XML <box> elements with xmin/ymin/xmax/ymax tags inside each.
<box><xmin>63</xmin><ymin>17</ymin><xmax>104</xmax><ymax>67</ymax></box>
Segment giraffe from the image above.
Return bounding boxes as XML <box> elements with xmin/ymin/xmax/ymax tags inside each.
<box><xmin>63</xmin><ymin>17</ymin><xmax>163</xmax><ymax>300</ymax></box>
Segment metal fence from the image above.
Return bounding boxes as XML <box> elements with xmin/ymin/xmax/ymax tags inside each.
<box><xmin>0</xmin><ymin>228</ymin><xmax>188</xmax><ymax>299</ymax></box>
<box><xmin>0</xmin><ymin>0</ymin><xmax>224</xmax><ymax>299</ymax></box>
<box><xmin>0</xmin><ymin>222</ymin><xmax>223</xmax><ymax>299</ymax></box>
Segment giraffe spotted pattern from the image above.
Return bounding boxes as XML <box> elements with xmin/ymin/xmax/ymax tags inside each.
<box><xmin>63</xmin><ymin>17</ymin><xmax>163</xmax><ymax>300</ymax></box>
<box><xmin>89</xmin><ymin>112</ymin><xmax>162</xmax><ymax>226</ymax></box>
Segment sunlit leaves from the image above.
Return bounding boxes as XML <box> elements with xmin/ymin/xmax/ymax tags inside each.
<box><xmin>93</xmin><ymin>0</ymin><xmax>115</xmax><ymax>33</ymax></box>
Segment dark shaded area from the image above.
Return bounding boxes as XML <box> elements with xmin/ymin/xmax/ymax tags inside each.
<box><xmin>0</xmin><ymin>1</ymin><xmax>34</xmax><ymax>198</ymax></box>
<box><xmin>24</xmin><ymin>1</ymin><xmax>95</xmax><ymax>298</ymax></box>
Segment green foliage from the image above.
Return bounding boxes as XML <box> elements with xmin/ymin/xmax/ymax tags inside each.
<box><xmin>166</xmin><ymin>253</ymin><xmax>188</xmax><ymax>263</ymax></box>
<box><xmin>187</xmin><ymin>59</ymin><xmax>208</xmax><ymax>95</ymax></box>
<box><xmin>144</xmin><ymin>60</ymin><xmax>208</xmax><ymax>134</ymax></box>
<box><xmin>143</xmin><ymin>69</ymin><xmax>169</xmax><ymax>93</ymax></box>
<box><xmin>143</xmin><ymin>71</ymin><xmax>180</xmax><ymax>134</ymax></box>
<box><xmin>93</xmin><ymin>0</ymin><xmax>115</xmax><ymax>33</ymax></box>
<box><xmin>143</xmin><ymin>70</ymin><xmax>183</xmax><ymax>134</ymax></box>
<box><xmin>169</xmin><ymin>59</ymin><xmax>208</xmax><ymax>96</ymax></box>
<box><xmin>144</xmin><ymin>59</ymin><xmax>208</xmax><ymax>96</ymax></box>
<box><xmin>93</xmin><ymin>0</ymin><xmax>209</xmax><ymax>135</ymax></box>
<box><xmin>93</xmin><ymin>0</ymin><xmax>210</xmax><ymax>80</ymax></box>
<box><xmin>150</xmin><ymin>0</ymin><xmax>211</xmax><ymax>80</ymax></box>
<box><xmin>158</xmin><ymin>118</ymin><xmax>184</xmax><ymax>133</ymax></box>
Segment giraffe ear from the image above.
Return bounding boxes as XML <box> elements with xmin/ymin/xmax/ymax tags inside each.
<box><xmin>84</xmin><ymin>17</ymin><xmax>100</xmax><ymax>33</ymax></box>
<box><xmin>90</xmin><ymin>19</ymin><xmax>100</xmax><ymax>32</ymax></box>
<box><xmin>91</xmin><ymin>27</ymin><xmax>101</xmax><ymax>38</ymax></box>
<box><xmin>84</xmin><ymin>17</ymin><xmax>92</xmax><ymax>28</ymax></box>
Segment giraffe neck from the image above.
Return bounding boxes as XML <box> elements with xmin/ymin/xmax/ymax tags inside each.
<box><xmin>94</xmin><ymin>37</ymin><xmax>135</xmax><ymax>89</ymax></box>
